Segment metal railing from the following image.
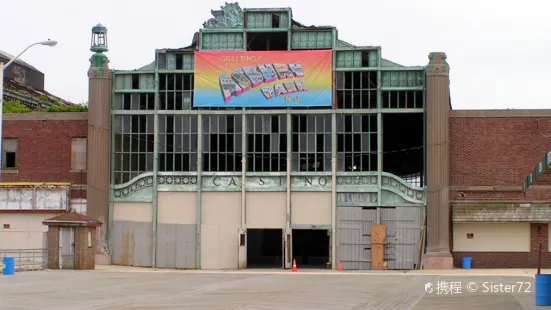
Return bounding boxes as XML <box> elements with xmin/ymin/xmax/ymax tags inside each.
<box><xmin>0</xmin><ymin>249</ymin><xmax>48</xmax><ymax>272</ymax></box>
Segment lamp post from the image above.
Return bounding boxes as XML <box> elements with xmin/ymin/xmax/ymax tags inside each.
<box><xmin>0</xmin><ymin>39</ymin><xmax>57</xmax><ymax>178</ymax></box>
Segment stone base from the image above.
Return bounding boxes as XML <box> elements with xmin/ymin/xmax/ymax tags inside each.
<box><xmin>423</xmin><ymin>252</ymin><xmax>454</xmax><ymax>269</ymax></box>
<box><xmin>95</xmin><ymin>253</ymin><xmax>111</xmax><ymax>266</ymax></box>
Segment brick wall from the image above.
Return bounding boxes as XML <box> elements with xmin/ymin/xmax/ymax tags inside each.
<box><xmin>449</xmin><ymin>113</ymin><xmax>551</xmax><ymax>267</ymax></box>
<box><xmin>1</xmin><ymin>113</ymin><xmax>88</xmax><ymax>199</ymax></box>
<box><xmin>450</xmin><ymin>116</ymin><xmax>551</xmax><ymax>190</ymax></box>
<box><xmin>74</xmin><ymin>226</ymin><xmax>96</xmax><ymax>269</ymax></box>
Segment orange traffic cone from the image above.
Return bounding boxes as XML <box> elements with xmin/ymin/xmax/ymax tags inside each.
<box><xmin>337</xmin><ymin>262</ymin><xmax>343</xmax><ymax>272</ymax></box>
<box><xmin>292</xmin><ymin>259</ymin><xmax>298</xmax><ymax>272</ymax></box>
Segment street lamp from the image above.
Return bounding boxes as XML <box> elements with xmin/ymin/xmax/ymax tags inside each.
<box><xmin>0</xmin><ymin>39</ymin><xmax>57</xmax><ymax>177</ymax></box>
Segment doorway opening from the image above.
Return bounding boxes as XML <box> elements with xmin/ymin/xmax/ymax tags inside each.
<box><xmin>292</xmin><ymin>229</ymin><xmax>330</xmax><ymax>268</ymax></box>
<box><xmin>247</xmin><ymin>229</ymin><xmax>283</xmax><ymax>268</ymax></box>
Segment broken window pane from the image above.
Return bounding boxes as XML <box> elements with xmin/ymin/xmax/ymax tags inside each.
<box><xmin>382</xmin><ymin>90</ymin><xmax>424</xmax><ymax>109</ymax></box>
<box><xmin>291</xmin><ymin>115</ymin><xmax>331</xmax><ymax>171</ymax></box>
<box><xmin>203</xmin><ymin>115</ymin><xmax>243</xmax><ymax>172</ymax></box>
<box><xmin>2</xmin><ymin>138</ymin><xmax>17</xmax><ymax>169</ymax></box>
<box><xmin>158</xmin><ymin>115</ymin><xmax>200</xmax><ymax>172</ymax></box>
<box><xmin>336</xmin><ymin>71</ymin><xmax>378</xmax><ymax>109</ymax></box>
<box><xmin>246</xmin><ymin>32</ymin><xmax>288</xmax><ymax>51</ymax></box>
<box><xmin>113</xmin><ymin>115</ymin><xmax>155</xmax><ymax>184</ymax></box>
<box><xmin>159</xmin><ymin>73</ymin><xmax>194</xmax><ymax>110</ymax></box>
<box><xmin>246</xmin><ymin>114</ymin><xmax>286</xmax><ymax>172</ymax></box>
<box><xmin>382</xmin><ymin>113</ymin><xmax>424</xmax><ymax>187</ymax></box>
<box><xmin>337</xmin><ymin>114</ymin><xmax>377</xmax><ymax>172</ymax></box>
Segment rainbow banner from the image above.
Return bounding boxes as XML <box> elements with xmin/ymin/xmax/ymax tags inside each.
<box><xmin>193</xmin><ymin>50</ymin><xmax>333</xmax><ymax>108</ymax></box>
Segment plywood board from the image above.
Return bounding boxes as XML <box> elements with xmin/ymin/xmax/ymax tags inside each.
<box><xmin>371</xmin><ymin>224</ymin><xmax>387</xmax><ymax>270</ymax></box>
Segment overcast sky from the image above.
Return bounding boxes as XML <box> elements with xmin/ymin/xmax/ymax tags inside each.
<box><xmin>2</xmin><ymin>0</ymin><xmax>550</xmax><ymax>109</ymax></box>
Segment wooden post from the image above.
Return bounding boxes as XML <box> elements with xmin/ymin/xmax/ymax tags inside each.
<box><xmin>538</xmin><ymin>242</ymin><xmax>542</xmax><ymax>275</ymax></box>
<box><xmin>371</xmin><ymin>224</ymin><xmax>390</xmax><ymax>270</ymax></box>
<box><xmin>537</xmin><ymin>224</ymin><xmax>542</xmax><ymax>275</ymax></box>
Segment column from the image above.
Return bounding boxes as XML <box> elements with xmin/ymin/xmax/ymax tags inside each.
<box><xmin>87</xmin><ymin>52</ymin><xmax>112</xmax><ymax>265</ymax></box>
<box><xmin>423</xmin><ymin>52</ymin><xmax>453</xmax><ymax>269</ymax></box>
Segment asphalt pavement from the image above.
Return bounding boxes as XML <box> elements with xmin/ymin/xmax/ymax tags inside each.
<box><xmin>0</xmin><ymin>267</ymin><xmax>544</xmax><ymax>310</ymax></box>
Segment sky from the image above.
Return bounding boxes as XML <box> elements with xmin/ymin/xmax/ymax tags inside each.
<box><xmin>2</xmin><ymin>0</ymin><xmax>550</xmax><ymax>109</ymax></box>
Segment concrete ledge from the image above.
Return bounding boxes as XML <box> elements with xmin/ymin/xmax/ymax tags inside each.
<box><xmin>450</xmin><ymin>185</ymin><xmax>523</xmax><ymax>192</ymax></box>
<box><xmin>452</xmin><ymin>200</ymin><xmax>551</xmax><ymax>204</ymax></box>
<box><xmin>3</xmin><ymin>112</ymin><xmax>88</xmax><ymax>121</ymax></box>
<box><xmin>451</xmin><ymin>109</ymin><xmax>551</xmax><ymax>118</ymax></box>
<box><xmin>453</xmin><ymin>203</ymin><xmax>551</xmax><ymax>222</ymax></box>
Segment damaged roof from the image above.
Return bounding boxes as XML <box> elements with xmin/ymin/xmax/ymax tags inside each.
<box><xmin>156</xmin><ymin>32</ymin><xmax>200</xmax><ymax>52</ymax></box>
<box><xmin>0</xmin><ymin>49</ymin><xmax>41</xmax><ymax>72</ymax></box>
<box><xmin>291</xmin><ymin>19</ymin><xmax>335</xmax><ymax>29</ymax></box>
<box><xmin>133</xmin><ymin>3</ymin><xmax>420</xmax><ymax>71</ymax></box>
<box><xmin>3</xmin><ymin>79</ymin><xmax>75</xmax><ymax>109</ymax></box>
<box><xmin>1</xmin><ymin>48</ymin><xmax>75</xmax><ymax>110</ymax></box>
<box><xmin>43</xmin><ymin>212</ymin><xmax>103</xmax><ymax>227</ymax></box>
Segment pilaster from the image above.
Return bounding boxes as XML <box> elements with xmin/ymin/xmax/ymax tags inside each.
<box><xmin>87</xmin><ymin>53</ymin><xmax>112</xmax><ymax>265</ymax></box>
<box><xmin>423</xmin><ymin>52</ymin><xmax>453</xmax><ymax>269</ymax></box>
<box><xmin>47</xmin><ymin>226</ymin><xmax>60</xmax><ymax>269</ymax></box>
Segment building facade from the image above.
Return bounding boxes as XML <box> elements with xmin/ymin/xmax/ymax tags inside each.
<box><xmin>450</xmin><ymin>110</ymin><xmax>551</xmax><ymax>268</ymax></box>
<box><xmin>75</xmin><ymin>3</ymin><xmax>551</xmax><ymax>270</ymax></box>
<box><xmin>88</xmin><ymin>3</ymin><xmax>447</xmax><ymax>270</ymax></box>
<box><xmin>0</xmin><ymin>112</ymin><xmax>88</xmax><ymax>250</ymax></box>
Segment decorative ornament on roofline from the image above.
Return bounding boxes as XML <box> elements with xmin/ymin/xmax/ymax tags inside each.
<box><xmin>425</xmin><ymin>52</ymin><xmax>449</xmax><ymax>77</ymax></box>
<box><xmin>88</xmin><ymin>56</ymin><xmax>112</xmax><ymax>79</ymax></box>
<box><xmin>203</xmin><ymin>2</ymin><xmax>244</xmax><ymax>29</ymax></box>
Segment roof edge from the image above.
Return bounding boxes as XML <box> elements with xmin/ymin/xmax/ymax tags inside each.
<box><xmin>0</xmin><ymin>49</ymin><xmax>42</xmax><ymax>72</ymax></box>
<box><xmin>3</xmin><ymin>112</ymin><xmax>87</xmax><ymax>121</ymax></box>
<box><xmin>451</xmin><ymin>109</ymin><xmax>551</xmax><ymax>118</ymax></box>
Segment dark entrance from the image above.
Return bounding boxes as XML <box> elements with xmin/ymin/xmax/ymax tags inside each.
<box><xmin>247</xmin><ymin>229</ymin><xmax>283</xmax><ymax>268</ymax></box>
<box><xmin>292</xmin><ymin>229</ymin><xmax>330</xmax><ymax>268</ymax></box>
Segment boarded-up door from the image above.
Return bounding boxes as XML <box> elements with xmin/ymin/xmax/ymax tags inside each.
<box><xmin>59</xmin><ymin>227</ymin><xmax>74</xmax><ymax>270</ymax></box>
<box><xmin>156</xmin><ymin>224</ymin><xmax>197</xmax><ymax>269</ymax></box>
<box><xmin>111</xmin><ymin>221</ymin><xmax>153</xmax><ymax>267</ymax></box>
<box><xmin>337</xmin><ymin>206</ymin><xmax>422</xmax><ymax>270</ymax></box>
<box><xmin>336</xmin><ymin>207</ymin><xmax>376</xmax><ymax>270</ymax></box>
<box><xmin>380</xmin><ymin>207</ymin><xmax>422</xmax><ymax>270</ymax></box>
<box><xmin>380</xmin><ymin>207</ymin><xmax>396</xmax><ymax>269</ymax></box>
<box><xmin>42</xmin><ymin>232</ymin><xmax>48</xmax><ymax>269</ymax></box>
<box><xmin>394</xmin><ymin>207</ymin><xmax>422</xmax><ymax>269</ymax></box>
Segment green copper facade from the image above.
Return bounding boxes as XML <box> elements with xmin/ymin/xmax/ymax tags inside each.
<box><xmin>108</xmin><ymin>3</ymin><xmax>427</xmax><ymax>270</ymax></box>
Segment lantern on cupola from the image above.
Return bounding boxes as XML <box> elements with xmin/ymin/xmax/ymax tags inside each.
<box><xmin>90</xmin><ymin>23</ymin><xmax>108</xmax><ymax>53</ymax></box>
